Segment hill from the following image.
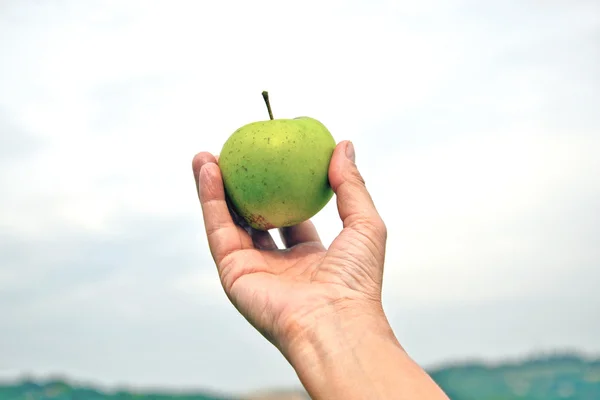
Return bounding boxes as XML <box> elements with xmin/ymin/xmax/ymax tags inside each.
<box><xmin>429</xmin><ymin>353</ymin><xmax>600</xmax><ymax>400</ymax></box>
<box><xmin>0</xmin><ymin>380</ymin><xmax>235</xmax><ymax>400</ymax></box>
<box><xmin>2</xmin><ymin>353</ymin><xmax>599</xmax><ymax>399</ymax></box>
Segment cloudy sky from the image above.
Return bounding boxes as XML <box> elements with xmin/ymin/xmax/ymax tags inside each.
<box><xmin>1</xmin><ymin>0</ymin><xmax>599</xmax><ymax>396</ymax></box>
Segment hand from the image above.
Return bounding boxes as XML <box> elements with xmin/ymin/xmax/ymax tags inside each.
<box><xmin>192</xmin><ymin>140</ymin><xmax>449</xmax><ymax>399</ymax></box>
<box><xmin>192</xmin><ymin>140</ymin><xmax>388</xmax><ymax>353</ymax></box>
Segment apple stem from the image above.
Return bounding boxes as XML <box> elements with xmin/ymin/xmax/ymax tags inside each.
<box><xmin>262</xmin><ymin>91</ymin><xmax>274</xmax><ymax>120</ymax></box>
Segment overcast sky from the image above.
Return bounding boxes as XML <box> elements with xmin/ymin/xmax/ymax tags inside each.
<box><xmin>1</xmin><ymin>0</ymin><xmax>599</xmax><ymax>396</ymax></box>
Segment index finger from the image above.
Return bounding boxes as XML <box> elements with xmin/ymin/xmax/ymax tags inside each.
<box><xmin>192</xmin><ymin>152</ymin><xmax>253</xmax><ymax>266</ymax></box>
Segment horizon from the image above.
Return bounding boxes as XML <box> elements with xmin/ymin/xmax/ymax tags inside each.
<box><xmin>2</xmin><ymin>350</ymin><xmax>600</xmax><ymax>395</ymax></box>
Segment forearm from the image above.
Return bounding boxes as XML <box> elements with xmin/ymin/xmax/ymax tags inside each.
<box><xmin>284</xmin><ymin>306</ymin><xmax>449</xmax><ymax>400</ymax></box>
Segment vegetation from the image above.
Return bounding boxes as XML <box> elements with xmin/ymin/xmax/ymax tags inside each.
<box><xmin>0</xmin><ymin>380</ymin><xmax>235</xmax><ymax>400</ymax></box>
<box><xmin>429</xmin><ymin>353</ymin><xmax>600</xmax><ymax>400</ymax></box>
<box><xmin>2</xmin><ymin>354</ymin><xmax>599</xmax><ymax>399</ymax></box>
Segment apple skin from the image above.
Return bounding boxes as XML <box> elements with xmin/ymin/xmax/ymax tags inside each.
<box><xmin>219</xmin><ymin>116</ymin><xmax>336</xmax><ymax>231</ymax></box>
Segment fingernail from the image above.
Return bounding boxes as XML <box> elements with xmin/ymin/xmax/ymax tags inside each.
<box><xmin>346</xmin><ymin>141</ymin><xmax>355</xmax><ymax>162</ymax></box>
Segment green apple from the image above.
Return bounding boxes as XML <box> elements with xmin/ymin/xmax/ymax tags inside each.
<box><xmin>219</xmin><ymin>91</ymin><xmax>336</xmax><ymax>231</ymax></box>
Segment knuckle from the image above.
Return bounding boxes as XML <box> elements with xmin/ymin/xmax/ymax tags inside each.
<box><xmin>346</xmin><ymin>167</ymin><xmax>366</xmax><ymax>188</ymax></box>
<box><xmin>353</xmin><ymin>215</ymin><xmax>387</xmax><ymax>243</ymax></box>
<box><xmin>376</xmin><ymin>218</ymin><xmax>388</xmax><ymax>240</ymax></box>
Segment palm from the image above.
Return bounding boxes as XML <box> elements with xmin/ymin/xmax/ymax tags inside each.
<box><xmin>212</xmin><ymin>219</ymin><xmax>384</xmax><ymax>347</ymax></box>
<box><xmin>223</xmin><ymin>243</ymin><xmax>331</xmax><ymax>340</ymax></box>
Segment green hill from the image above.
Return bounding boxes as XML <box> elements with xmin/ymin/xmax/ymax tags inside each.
<box><xmin>2</xmin><ymin>354</ymin><xmax>599</xmax><ymax>399</ymax></box>
<box><xmin>0</xmin><ymin>380</ymin><xmax>235</xmax><ymax>400</ymax></box>
<box><xmin>430</xmin><ymin>354</ymin><xmax>600</xmax><ymax>400</ymax></box>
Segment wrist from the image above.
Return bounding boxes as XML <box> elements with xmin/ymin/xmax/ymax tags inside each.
<box><xmin>279</xmin><ymin>300</ymin><xmax>448</xmax><ymax>400</ymax></box>
<box><xmin>280</xmin><ymin>298</ymin><xmax>395</xmax><ymax>359</ymax></box>
<box><xmin>281</xmin><ymin>301</ymin><xmax>407</xmax><ymax>399</ymax></box>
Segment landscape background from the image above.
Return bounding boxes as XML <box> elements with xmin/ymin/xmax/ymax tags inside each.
<box><xmin>1</xmin><ymin>0</ymin><xmax>599</xmax><ymax>399</ymax></box>
<box><xmin>2</xmin><ymin>354</ymin><xmax>600</xmax><ymax>399</ymax></box>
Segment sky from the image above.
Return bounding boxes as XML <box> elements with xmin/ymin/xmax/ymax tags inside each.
<box><xmin>1</xmin><ymin>0</ymin><xmax>599</xmax><ymax>395</ymax></box>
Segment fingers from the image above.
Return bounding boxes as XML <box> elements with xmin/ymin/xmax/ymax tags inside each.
<box><xmin>193</xmin><ymin>152</ymin><xmax>278</xmax><ymax>256</ymax></box>
<box><xmin>193</xmin><ymin>152</ymin><xmax>253</xmax><ymax>265</ymax></box>
<box><xmin>328</xmin><ymin>141</ymin><xmax>387</xmax><ymax>238</ymax></box>
<box><xmin>250</xmin><ymin>228</ymin><xmax>278</xmax><ymax>250</ymax></box>
<box><xmin>279</xmin><ymin>221</ymin><xmax>322</xmax><ymax>248</ymax></box>
<box><xmin>192</xmin><ymin>152</ymin><xmax>217</xmax><ymax>191</ymax></box>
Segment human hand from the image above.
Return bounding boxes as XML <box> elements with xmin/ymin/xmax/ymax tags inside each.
<box><xmin>192</xmin><ymin>140</ymin><xmax>389</xmax><ymax>354</ymax></box>
<box><xmin>192</xmin><ymin>140</ymin><xmax>449</xmax><ymax>399</ymax></box>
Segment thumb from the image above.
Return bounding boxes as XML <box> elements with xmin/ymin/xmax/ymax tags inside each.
<box><xmin>328</xmin><ymin>141</ymin><xmax>387</xmax><ymax>236</ymax></box>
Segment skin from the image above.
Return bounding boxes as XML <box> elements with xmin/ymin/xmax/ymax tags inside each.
<box><xmin>192</xmin><ymin>140</ymin><xmax>449</xmax><ymax>400</ymax></box>
<box><xmin>219</xmin><ymin>117</ymin><xmax>336</xmax><ymax>230</ymax></box>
